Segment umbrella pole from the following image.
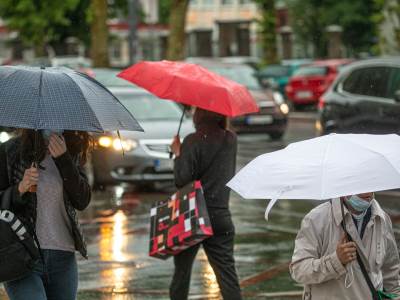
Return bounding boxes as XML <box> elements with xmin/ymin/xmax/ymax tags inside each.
<box><xmin>177</xmin><ymin>106</ymin><xmax>187</xmax><ymax>137</ymax></box>
<box><xmin>340</xmin><ymin>198</ymin><xmax>349</xmax><ymax>240</ymax></box>
<box><xmin>169</xmin><ymin>106</ymin><xmax>187</xmax><ymax>159</ymax></box>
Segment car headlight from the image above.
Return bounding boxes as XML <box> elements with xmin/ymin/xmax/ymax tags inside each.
<box><xmin>0</xmin><ymin>132</ymin><xmax>11</xmax><ymax>143</ymax></box>
<box><xmin>279</xmin><ymin>103</ymin><xmax>290</xmax><ymax>115</ymax></box>
<box><xmin>98</xmin><ymin>136</ymin><xmax>137</xmax><ymax>152</ymax></box>
<box><xmin>98</xmin><ymin>136</ymin><xmax>113</xmax><ymax>148</ymax></box>
<box><xmin>112</xmin><ymin>138</ymin><xmax>137</xmax><ymax>152</ymax></box>
<box><xmin>273</xmin><ymin>92</ymin><xmax>285</xmax><ymax>105</ymax></box>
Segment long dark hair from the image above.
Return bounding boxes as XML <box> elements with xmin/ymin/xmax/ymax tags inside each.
<box><xmin>193</xmin><ymin>108</ymin><xmax>228</xmax><ymax>130</ymax></box>
<box><xmin>19</xmin><ymin>129</ymin><xmax>91</xmax><ymax>166</ymax></box>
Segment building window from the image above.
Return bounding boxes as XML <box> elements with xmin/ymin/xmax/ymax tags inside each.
<box><xmin>110</xmin><ymin>41</ymin><xmax>122</xmax><ymax>60</ymax></box>
<box><xmin>221</xmin><ymin>0</ymin><xmax>234</xmax><ymax>4</ymax></box>
<box><xmin>239</xmin><ymin>0</ymin><xmax>251</xmax><ymax>3</ymax></box>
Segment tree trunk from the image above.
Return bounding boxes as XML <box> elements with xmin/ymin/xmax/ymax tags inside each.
<box><xmin>166</xmin><ymin>0</ymin><xmax>189</xmax><ymax>61</ymax></box>
<box><xmin>90</xmin><ymin>0</ymin><xmax>110</xmax><ymax>67</ymax></box>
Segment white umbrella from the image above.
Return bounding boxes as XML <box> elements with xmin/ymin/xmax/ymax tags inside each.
<box><xmin>227</xmin><ymin>134</ymin><xmax>400</xmax><ymax>220</ymax></box>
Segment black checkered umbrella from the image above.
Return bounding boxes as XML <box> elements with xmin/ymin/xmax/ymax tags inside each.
<box><xmin>0</xmin><ymin>66</ymin><xmax>143</xmax><ymax>132</ymax></box>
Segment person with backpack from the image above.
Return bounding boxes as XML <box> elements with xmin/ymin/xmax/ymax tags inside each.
<box><xmin>169</xmin><ymin>108</ymin><xmax>242</xmax><ymax>300</ymax></box>
<box><xmin>0</xmin><ymin>129</ymin><xmax>91</xmax><ymax>300</ymax></box>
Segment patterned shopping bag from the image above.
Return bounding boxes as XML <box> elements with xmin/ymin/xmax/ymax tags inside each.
<box><xmin>149</xmin><ymin>181</ymin><xmax>213</xmax><ymax>259</ymax></box>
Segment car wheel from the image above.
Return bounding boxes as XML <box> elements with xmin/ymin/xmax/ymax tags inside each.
<box><xmin>270</xmin><ymin>132</ymin><xmax>284</xmax><ymax>141</ymax></box>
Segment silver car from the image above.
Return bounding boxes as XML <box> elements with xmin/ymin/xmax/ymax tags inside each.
<box><xmin>87</xmin><ymin>84</ymin><xmax>194</xmax><ymax>190</ymax></box>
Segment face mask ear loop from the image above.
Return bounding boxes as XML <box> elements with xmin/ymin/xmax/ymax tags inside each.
<box><xmin>345</xmin><ymin>262</ymin><xmax>355</xmax><ymax>288</ymax></box>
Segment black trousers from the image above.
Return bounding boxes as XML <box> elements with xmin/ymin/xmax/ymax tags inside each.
<box><xmin>169</xmin><ymin>209</ymin><xmax>242</xmax><ymax>300</ymax></box>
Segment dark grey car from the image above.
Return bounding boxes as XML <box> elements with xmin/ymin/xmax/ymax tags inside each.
<box><xmin>88</xmin><ymin>85</ymin><xmax>194</xmax><ymax>189</ymax></box>
<box><xmin>317</xmin><ymin>58</ymin><xmax>400</xmax><ymax>135</ymax></box>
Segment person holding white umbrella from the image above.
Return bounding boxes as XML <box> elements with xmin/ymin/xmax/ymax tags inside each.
<box><xmin>227</xmin><ymin>133</ymin><xmax>400</xmax><ymax>300</ymax></box>
<box><xmin>290</xmin><ymin>192</ymin><xmax>400</xmax><ymax>300</ymax></box>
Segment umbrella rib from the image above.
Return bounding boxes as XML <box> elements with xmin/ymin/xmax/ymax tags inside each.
<box><xmin>61</xmin><ymin>72</ymin><xmax>106</xmax><ymax>132</ymax></box>
<box><xmin>337</xmin><ymin>135</ymin><xmax>400</xmax><ymax>176</ymax></box>
<box><xmin>72</xmin><ymin>71</ymin><xmax>143</xmax><ymax>132</ymax></box>
<box><xmin>35</xmin><ymin>69</ymin><xmax>44</xmax><ymax>130</ymax></box>
<box><xmin>320</xmin><ymin>135</ymin><xmax>333</xmax><ymax>199</ymax></box>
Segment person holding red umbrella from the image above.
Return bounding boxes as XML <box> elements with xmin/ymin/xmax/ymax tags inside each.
<box><xmin>118</xmin><ymin>60</ymin><xmax>259</xmax><ymax>300</ymax></box>
<box><xmin>169</xmin><ymin>107</ymin><xmax>242</xmax><ymax>300</ymax></box>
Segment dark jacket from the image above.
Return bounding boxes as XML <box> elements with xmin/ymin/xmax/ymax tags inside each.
<box><xmin>174</xmin><ymin>124</ymin><xmax>237</xmax><ymax>210</ymax></box>
<box><xmin>0</xmin><ymin>138</ymin><xmax>91</xmax><ymax>258</ymax></box>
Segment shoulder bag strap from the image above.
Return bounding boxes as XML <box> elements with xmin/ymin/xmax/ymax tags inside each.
<box><xmin>338</xmin><ymin>201</ymin><xmax>379</xmax><ymax>300</ymax></box>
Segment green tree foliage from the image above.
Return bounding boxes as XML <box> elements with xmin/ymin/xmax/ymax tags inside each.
<box><xmin>159</xmin><ymin>0</ymin><xmax>172</xmax><ymax>24</ymax></box>
<box><xmin>0</xmin><ymin>0</ymin><xmax>80</xmax><ymax>56</ymax></box>
<box><xmin>253</xmin><ymin>0</ymin><xmax>278</xmax><ymax>64</ymax></box>
<box><xmin>290</xmin><ymin>0</ymin><xmax>382</xmax><ymax>57</ymax></box>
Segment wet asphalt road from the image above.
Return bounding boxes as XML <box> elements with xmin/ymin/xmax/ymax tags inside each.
<box><xmin>2</xmin><ymin>112</ymin><xmax>400</xmax><ymax>300</ymax></box>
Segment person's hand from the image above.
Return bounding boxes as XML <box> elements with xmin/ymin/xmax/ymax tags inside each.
<box><xmin>170</xmin><ymin>135</ymin><xmax>181</xmax><ymax>158</ymax></box>
<box><xmin>18</xmin><ymin>165</ymin><xmax>39</xmax><ymax>194</ymax></box>
<box><xmin>48</xmin><ymin>133</ymin><xmax>67</xmax><ymax>158</ymax></box>
<box><xmin>336</xmin><ymin>233</ymin><xmax>357</xmax><ymax>266</ymax></box>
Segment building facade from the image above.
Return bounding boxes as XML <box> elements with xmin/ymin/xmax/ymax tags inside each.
<box><xmin>186</xmin><ymin>0</ymin><xmax>261</xmax><ymax>58</ymax></box>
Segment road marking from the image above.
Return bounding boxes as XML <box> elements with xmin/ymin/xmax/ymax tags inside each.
<box><xmin>240</xmin><ymin>261</ymin><xmax>290</xmax><ymax>288</ymax></box>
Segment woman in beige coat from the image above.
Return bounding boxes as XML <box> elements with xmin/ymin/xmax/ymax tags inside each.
<box><xmin>290</xmin><ymin>193</ymin><xmax>400</xmax><ymax>300</ymax></box>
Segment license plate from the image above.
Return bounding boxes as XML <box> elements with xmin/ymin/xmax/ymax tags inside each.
<box><xmin>246</xmin><ymin>115</ymin><xmax>274</xmax><ymax>125</ymax></box>
<box><xmin>296</xmin><ymin>91</ymin><xmax>312</xmax><ymax>99</ymax></box>
<box><xmin>154</xmin><ymin>159</ymin><xmax>173</xmax><ymax>172</ymax></box>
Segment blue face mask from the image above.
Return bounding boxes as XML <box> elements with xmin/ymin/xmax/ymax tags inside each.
<box><xmin>42</xmin><ymin>129</ymin><xmax>63</xmax><ymax>140</ymax></box>
<box><xmin>346</xmin><ymin>195</ymin><xmax>372</xmax><ymax>213</ymax></box>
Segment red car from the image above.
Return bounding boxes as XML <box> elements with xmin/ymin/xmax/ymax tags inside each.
<box><xmin>285</xmin><ymin>59</ymin><xmax>353</xmax><ymax>109</ymax></box>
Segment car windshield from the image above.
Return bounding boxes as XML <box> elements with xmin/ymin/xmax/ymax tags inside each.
<box><xmin>117</xmin><ymin>93</ymin><xmax>183</xmax><ymax>121</ymax></box>
<box><xmin>208</xmin><ymin>65</ymin><xmax>261</xmax><ymax>90</ymax></box>
<box><xmin>261</xmin><ymin>65</ymin><xmax>291</xmax><ymax>77</ymax></box>
<box><xmin>294</xmin><ymin>66</ymin><xmax>328</xmax><ymax>76</ymax></box>
<box><xmin>93</xmin><ymin>69</ymin><xmax>133</xmax><ymax>87</ymax></box>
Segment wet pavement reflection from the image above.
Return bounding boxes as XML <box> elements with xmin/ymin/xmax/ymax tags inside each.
<box><xmin>2</xmin><ymin>114</ymin><xmax>400</xmax><ymax>300</ymax></box>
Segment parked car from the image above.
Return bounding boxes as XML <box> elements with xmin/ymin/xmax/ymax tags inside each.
<box><xmin>317</xmin><ymin>58</ymin><xmax>400</xmax><ymax>135</ymax></box>
<box><xmin>88</xmin><ymin>69</ymin><xmax>194</xmax><ymax>189</ymax></box>
<box><xmin>220</xmin><ymin>56</ymin><xmax>261</xmax><ymax>70</ymax></box>
<box><xmin>257</xmin><ymin>59</ymin><xmax>312</xmax><ymax>96</ymax></box>
<box><xmin>188</xmin><ymin>59</ymin><xmax>289</xmax><ymax>140</ymax></box>
<box><xmin>285</xmin><ymin>59</ymin><xmax>353</xmax><ymax>110</ymax></box>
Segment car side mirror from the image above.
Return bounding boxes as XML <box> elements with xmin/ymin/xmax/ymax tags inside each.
<box><xmin>395</xmin><ymin>90</ymin><xmax>400</xmax><ymax>102</ymax></box>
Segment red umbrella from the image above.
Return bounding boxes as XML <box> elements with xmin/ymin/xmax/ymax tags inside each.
<box><xmin>117</xmin><ymin>60</ymin><xmax>259</xmax><ymax>117</ymax></box>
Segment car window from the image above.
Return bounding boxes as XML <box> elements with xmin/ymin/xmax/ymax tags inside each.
<box><xmin>293</xmin><ymin>66</ymin><xmax>328</xmax><ymax>76</ymax></box>
<box><xmin>388</xmin><ymin>67</ymin><xmax>400</xmax><ymax>99</ymax></box>
<box><xmin>207</xmin><ymin>65</ymin><xmax>261</xmax><ymax>90</ymax></box>
<box><xmin>342</xmin><ymin>67</ymin><xmax>392</xmax><ymax>98</ymax></box>
<box><xmin>117</xmin><ymin>93</ymin><xmax>183</xmax><ymax>121</ymax></box>
<box><xmin>260</xmin><ymin>65</ymin><xmax>290</xmax><ymax>77</ymax></box>
<box><xmin>94</xmin><ymin>69</ymin><xmax>132</xmax><ymax>87</ymax></box>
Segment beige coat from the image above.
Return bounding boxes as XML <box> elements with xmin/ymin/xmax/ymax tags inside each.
<box><xmin>290</xmin><ymin>198</ymin><xmax>400</xmax><ymax>300</ymax></box>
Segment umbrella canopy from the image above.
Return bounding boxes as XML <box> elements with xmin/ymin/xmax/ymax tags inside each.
<box><xmin>227</xmin><ymin>133</ymin><xmax>400</xmax><ymax>219</ymax></box>
<box><xmin>117</xmin><ymin>60</ymin><xmax>259</xmax><ymax>117</ymax></box>
<box><xmin>0</xmin><ymin>66</ymin><xmax>143</xmax><ymax>132</ymax></box>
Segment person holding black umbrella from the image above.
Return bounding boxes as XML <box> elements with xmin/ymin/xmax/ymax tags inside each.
<box><xmin>1</xmin><ymin>129</ymin><xmax>91</xmax><ymax>300</ymax></box>
<box><xmin>169</xmin><ymin>108</ymin><xmax>242</xmax><ymax>300</ymax></box>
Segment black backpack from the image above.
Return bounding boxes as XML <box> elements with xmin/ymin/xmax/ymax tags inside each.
<box><xmin>0</xmin><ymin>188</ymin><xmax>40</xmax><ymax>283</ymax></box>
